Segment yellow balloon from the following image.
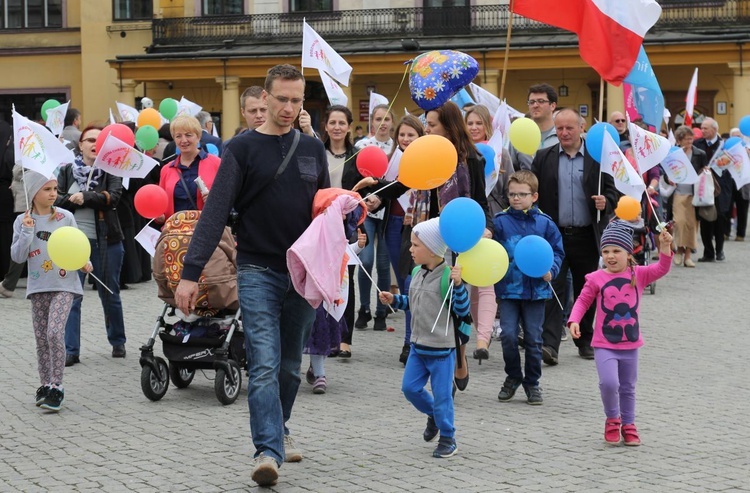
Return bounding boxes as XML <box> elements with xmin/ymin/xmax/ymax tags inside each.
<box><xmin>399</xmin><ymin>135</ymin><xmax>458</xmax><ymax>189</ymax></box>
<box><xmin>47</xmin><ymin>226</ymin><xmax>91</xmax><ymax>271</ymax></box>
<box><xmin>137</xmin><ymin>108</ymin><xmax>162</xmax><ymax>129</ymax></box>
<box><xmin>508</xmin><ymin>117</ymin><xmax>542</xmax><ymax>155</ymax></box>
<box><xmin>457</xmin><ymin>238</ymin><xmax>509</xmax><ymax>287</ymax></box>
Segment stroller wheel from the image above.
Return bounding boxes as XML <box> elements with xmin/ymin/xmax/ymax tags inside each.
<box><xmin>141</xmin><ymin>357</ymin><xmax>169</xmax><ymax>401</ymax></box>
<box><xmin>169</xmin><ymin>363</ymin><xmax>195</xmax><ymax>389</ymax></box>
<box><xmin>215</xmin><ymin>360</ymin><xmax>242</xmax><ymax>405</ymax></box>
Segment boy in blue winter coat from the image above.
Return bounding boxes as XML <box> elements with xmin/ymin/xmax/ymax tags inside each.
<box><xmin>493</xmin><ymin>170</ymin><xmax>564</xmax><ymax>405</ymax></box>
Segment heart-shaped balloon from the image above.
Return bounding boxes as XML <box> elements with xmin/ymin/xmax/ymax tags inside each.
<box><xmin>409</xmin><ymin>50</ymin><xmax>479</xmax><ymax>111</ymax></box>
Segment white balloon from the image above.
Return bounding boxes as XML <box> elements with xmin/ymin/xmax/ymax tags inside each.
<box><xmin>140</xmin><ymin>97</ymin><xmax>154</xmax><ymax>109</ymax></box>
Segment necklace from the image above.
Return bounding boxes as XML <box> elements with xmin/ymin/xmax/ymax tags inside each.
<box><xmin>329</xmin><ymin>149</ymin><xmax>347</xmax><ymax>159</ymax></box>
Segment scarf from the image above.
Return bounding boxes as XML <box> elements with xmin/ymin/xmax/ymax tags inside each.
<box><xmin>404</xmin><ymin>162</ymin><xmax>471</xmax><ymax>227</ymax></box>
<box><xmin>72</xmin><ymin>154</ymin><xmax>104</xmax><ymax>191</ymax></box>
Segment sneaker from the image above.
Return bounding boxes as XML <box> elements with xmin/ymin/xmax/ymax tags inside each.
<box><xmin>399</xmin><ymin>344</ymin><xmax>411</xmax><ymax>365</ymax></box>
<box><xmin>40</xmin><ymin>387</ymin><xmax>64</xmax><ymax>412</ymax></box>
<box><xmin>305</xmin><ymin>365</ymin><xmax>315</xmax><ymax>385</ymax></box>
<box><xmin>621</xmin><ymin>423</ymin><xmax>641</xmax><ymax>446</ymax></box>
<box><xmin>605</xmin><ymin>417</ymin><xmax>622</xmax><ymax>444</ymax></box>
<box><xmin>112</xmin><ymin>345</ymin><xmax>126</xmax><ymax>358</ymax></box>
<box><xmin>492</xmin><ymin>319</ymin><xmax>502</xmax><ymax>340</ymax></box>
<box><xmin>423</xmin><ymin>416</ymin><xmax>439</xmax><ymax>442</ymax></box>
<box><xmin>312</xmin><ymin>376</ymin><xmax>327</xmax><ymax>394</ymax></box>
<box><xmin>525</xmin><ymin>386</ymin><xmax>543</xmax><ymax>405</ymax></box>
<box><xmin>373</xmin><ymin>315</ymin><xmax>387</xmax><ymax>331</ymax></box>
<box><xmin>560</xmin><ymin>326</ymin><xmax>569</xmax><ymax>341</ymax></box>
<box><xmin>0</xmin><ymin>284</ymin><xmax>13</xmax><ymax>298</ymax></box>
<box><xmin>432</xmin><ymin>436</ymin><xmax>457</xmax><ymax>458</ymax></box>
<box><xmin>65</xmin><ymin>354</ymin><xmax>79</xmax><ymax>367</ymax></box>
<box><xmin>284</xmin><ymin>435</ymin><xmax>302</xmax><ymax>462</ymax></box>
<box><xmin>35</xmin><ymin>386</ymin><xmax>50</xmax><ymax>406</ymax></box>
<box><xmin>497</xmin><ymin>377</ymin><xmax>521</xmax><ymax>401</ymax></box>
<box><xmin>251</xmin><ymin>453</ymin><xmax>279</xmax><ymax>486</ymax></box>
<box><xmin>542</xmin><ymin>346</ymin><xmax>558</xmax><ymax>366</ymax></box>
<box><xmin>354</xmin><ymin>308</ymin><xmax>372</xmax><ymax>329</ymax></box>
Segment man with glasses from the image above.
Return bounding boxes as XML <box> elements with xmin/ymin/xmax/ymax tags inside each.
<box><xmin>174</xmin><ymin>64</ymin><xmax>330</xmax><ymax>487</ymax></box>
<box><xmin>609</xmin><ymin>111</ymin><xmax>630</xmax><ymax>150</ymax></box>
<box><xmin>511</xmin><ymin>83</ymin><xmax>559</xmax><ymax>171</ymax></box>
<box><xmin>531</xmin><ymin>108</ymin><xmax>618</xmax><ymax>365</ymax></box>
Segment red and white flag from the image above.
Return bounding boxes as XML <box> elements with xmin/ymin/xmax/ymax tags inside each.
<box><xmin>512</xmin><ymin>0</ymin><xmax>662</xmax><ymax>84</ymax></box>
<box><xmin>601</xmin><ymin>131</ymin><xmax>647</xmax><ymax>200</ymax></box>
<box><xmin>684</xmin><ymin>68</ymin><xmax>698</xmax><ymax>127</ymax></box>
<box><xmin>302</xmin><ymin>20</ymin><xmax>352</xmax><ymax>87</ymax></box>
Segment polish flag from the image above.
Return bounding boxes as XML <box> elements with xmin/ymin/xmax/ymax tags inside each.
<box><xmin>684</xmin><ymin>68</ymin><xmax>698</xmax><ymax>127</ymax></box>
<box><xmin>512</xmin><ymin>0</ymin><xmax>662</xmax><ymax>85</ymax></box>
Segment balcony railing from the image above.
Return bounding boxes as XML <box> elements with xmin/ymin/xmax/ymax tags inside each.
<box><xmin>151</xmin><ymin>1</ymin><xmax>750</xmax><ymax>48</ymax></box>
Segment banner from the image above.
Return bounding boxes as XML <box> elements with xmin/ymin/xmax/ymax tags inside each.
<box><xmin>13</xmin><ymin>108</ymin><xmax>74</xmax><ymax>179</ymax></box>
<box><xmin>601</xmin><ymin>132</ymin><xmax>646</xmax><ymax>200</ymax></box>
<box><xmin>302</xmin><ymin>20</ymin><xmax>353</xmax><ymax>86</ymax></box>
<box><xmin>628</xmin><ymin>120</ymin><xmax>671</xmax><ymax>173</ymax></box>
<box><xmin>661</xmin><ymin>147</ymin><xmax>700</xmax><ymax>185</ymax></box>
<box><xmin>116</xmin><ymin>102</ymin><xmax>139</xmax><ymax>123</ymax></box>
<box><xmin>319</xmin><ymin>69</ymin><xmax>348</xmax><ymax>107</ymax></box>
<box><xmin>45</xmin><ymin>101</ymin><xmax>69</xmax><ymax>137</ymax></box>
<box><xmin>93</xmin><ymin>134</ymin><xmax>159</xmax><ymax>179</ymax></box>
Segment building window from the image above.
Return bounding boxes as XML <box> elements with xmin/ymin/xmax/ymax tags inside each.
<box><xmin>1</xmin><ymin>0</ymin><xmax>63</xmax><ymax>29</ymax></box>
<box><xmin>203</xmin><ymin>0</ymin><xmax>243</xmax><ymax>15</ymax></box>
<box><xmin>290</xmin><ymin>0</ymin><xmax>333</xmax><ymax>13</ymax></box>
<box><xmin>0</xmin><ymin>90</ymin><xmax>67</xmax><ymax>122</ymax></box>
<box><xmin>113</xmin><ymin>0</ymin><xmax>152</xmax><ymax>21</ymax></box>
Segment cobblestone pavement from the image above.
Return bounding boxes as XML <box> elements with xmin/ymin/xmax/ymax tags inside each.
<box><xmin>1</xmin><ymin>240</ymin><xmax>748</xmax><ymax>492</ymax></box>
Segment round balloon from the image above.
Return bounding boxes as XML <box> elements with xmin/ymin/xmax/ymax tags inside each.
<box><xmin>135</xmin><ymin>125</ymin><xmax>159</xmax><ymax>151</ymax></box>
<box><xmin>508</xmin><ymin>118</ymin><xmax>542</xmax><ymax>155</ymax></box>
<box><xmin>409</xmin><ymin>50</ymin><xmax>479</xmax><ymax>111</ymax></box>
<box><xmin>739</xmin><ymin>115</ymin><xmax>750</xmax><ymax>137</ymax></box>
<box><xmin>134</xmin><ymin>184</ymin><xmax>168</xmax><ymax>219</ymax></box>
<box><xmin>399</xmin><ymin>135</ymin><xmax>457</xmax><ymax>189</ymax></box>
<box><xmin>439</xmin><ymin>197</ymin><xmax>485</xmax><ymax>253</ymax></box>
<box><xmin>514</xmin><ymin>235</ymin><xmax>554</xmax><ymax>278</ymax></box>
<box><xmin>205</xmin><ymin>143</ymin><xmax>219</xmax><ymax>156</ymax></box>
<box><xmin>47</xmin><ymin>226</ymin><xmax>91</xmax><ymax>271</ymax></box>
<box><xmin>356</xmin><ymin>146</ymin><xmax>389</xmax><ymax>178</ymax></box>
<box><xmin>586</xmin><ymin>122</ymin><xmax>620</xmax><ymax>163</ymax></box>
<box><xmin>159</xmin><ymin>98</ymin><xmax>179</xmax><ymax>121</ymax></box>
<box><xmin>41</xmin><ymin>99</ymin><xmax>61</xmax><ymax>121</ymax></box>
<box><xmin>615</xmin><ymin>196</ymin><xmax>641</xmax><ymax>221</ymax></box>
<box><xmin>140</xmin><ymin>97</ymin><xmax>154</xmax><ymax>109</ymax></box>
<box><xmin>137</xmin><ymin>108</ymin><xmax>162</xmax><ymax>129</ymax></box>
<box><xmin>475</xmin><ymin>143</ymin><xmax>496</xmax><ymax>175</ymax></box>
<box><xmin>457</xmin><ymin>238</ymin><xmax>509</xmax><ymax>287</ymax></box>
<box><xmin>724</xmin><ymin>136</ymin><xmax>742</xmax><ymax>150</ymax></box>
<box><xmin>96</xmin><ymin>123</ymin><xmax>135</xmax><ymax>153</ymax></box>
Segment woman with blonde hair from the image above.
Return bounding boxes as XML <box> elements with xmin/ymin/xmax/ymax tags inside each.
<box><xmin>464</xmin><ymin>104</ymin><xmax>493</xmax><ymax>144</ymax></box>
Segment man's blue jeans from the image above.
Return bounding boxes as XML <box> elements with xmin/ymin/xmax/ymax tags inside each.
<box><xmin>237</xmin><ymin>264</ymin><xmax>315</xmax><ymax>465</ymax></box>
<box><xmin>499</xmin><ymin>299</ymin><xmax>545</xmax><ymax>389</ymax></box>
<box><xmin>358</xmin><ymin>216</ymin><xmax>391</xmax><ymax>317</ymax></box>
<box><xmin>65</xmin><ymin>240</ymin><xmax>125</xmax><ymax>355</ymax></box>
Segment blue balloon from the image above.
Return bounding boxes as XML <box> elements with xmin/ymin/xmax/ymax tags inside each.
<box><xmin>206</xmin><ymin>143</ymin><xmax>219</xmax><ymax>156</ymax></box>
<box><xmin>439</xmin><ymin>197</ymin><xmax>485</xmax><ymax>253</ymax></box>
<box><xmin>586</xmin><ymin>123</ymin><xmax>620</xmax><ymax>163</ymax></box>
<box><xmin>175</xmin><ymin>147</ymin><xmax>180</xmax><ymax>156</ymax></box>
<box><xmin>475</xmin><ymin>143</ymin><xmax>495</xmax><ymax>176</ymax></box>
<box><xmin>724</xmin><ymin>136</ymin><xmax>742</xmax><ymax>150</ymax></box>
<box><xmin>739</xmin><ymin>115</ymin><xmax>750</xmax><ymax>137</ymax></box>
<box><xmin>514</xmin><ymin>235</ymin><xmax>554</xmax><ymax>278</ymax></box>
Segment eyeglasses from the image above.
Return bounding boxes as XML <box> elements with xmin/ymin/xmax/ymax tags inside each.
<box><xmin>613</xmin><ymin>119</ymin><xmax>626</xmax><ymax>124</ymax></box>
<box><xmin>81</xmin><ymin>138</ymin><xmax>97</xmax><ymax>143</ymax></box>
<box><xmin>527</xmin><ymin>99</ymin><xmax>550</xmax><ymax>106</ymax></box>
<box><xmin>508</xmin><ymin>192</ymin><xmax>533</xmax><ymax>199</ymax></box>
<box><xmin>268</xmin><ymin>93</ymin><xmax>304</xmax><ymax>106</ymax></box>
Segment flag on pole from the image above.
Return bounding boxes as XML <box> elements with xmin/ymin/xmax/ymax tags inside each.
<box><xmin>622</xmin><ymin>46</ymin><xmax>664</xmax><ymax>130</ymax></box>
<box><xmin>628</xmin><ymin>120</ymin><xmax>671</xmax><ymax>172</ymax></box>
<box><xmin>93</xmin><ymin>134</ymin><xmax>159</xmax><ymax>179</ymax></box>
<box><xmin>492</xmin><ymin>101</ymin><xmax>513</xmax><ymax>141</ymax></box>
<box><xmin>177</xmin><ymin>96</ymin><xmax>202</xmax><ymax>118</ymax></box>
<box><xmin>485</xmin><ymin>130</ymin><xmax>503</xmax><ymax>196</ymax></box>
<box><xmin>44</xmin><ymin>101</ymin><xmax>69</xmax><ymax>137</ymax></box>
<box><xmin>319</xmin><ymin>69</ymin><xmax>348</xmax><ymax>107</ymax></box>
<box><xmin>660</xmin><ymin>147</ymin><xmax>700</xmax><ymax>185</ymax></box>
<box><xmin>12</xmin><ymin>108</ymin><xmax>75</xmax><ymax>179</ymax></box>
<box><xmin>302</xmin><ymin>20</ymin><xmax>353</xmax><ymax>86</ymax></box>
<box><xmin>709</xmin><ymin>141</ymin><xmax>750</xmax><ymax>188</ymax></box>
<box><xmin>109</xmin><ymin>108</ymin><xmax>117</xmax><ymax>125</ymax></box>
<box><xmin>600</xmin><ymin>131</ymin><xmax>647</xmax><ymax>199</ymax></box>
<box><xmin>116</xmin><ymin>102</ymin><xmax>139</xmax><ymax>123</ymax></box>
<box><xmin>468</xmin><ymin>83</ymin><xmax>500</xmax><ymax>114</ymax></box>
<box><xmin>684</xmin><ymin>68</ymin><xmax>698</xmax><ymax>127</ymax></box>
<box><xmin>512</xmin><ymin>0</ymin><xmax>662</xmax><ymax>85</ymax></box>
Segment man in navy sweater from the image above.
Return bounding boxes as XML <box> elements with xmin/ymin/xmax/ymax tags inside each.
<box><xmin>175</xmin><ymin>64</ymin><xmax>329</xmax><ymax>487</ymax></box>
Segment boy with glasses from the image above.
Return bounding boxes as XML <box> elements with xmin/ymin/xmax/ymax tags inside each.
<box><xmin>492</xmin><ymin>171</ymin><xmax>564</xmax><ymax>405</ymax></box>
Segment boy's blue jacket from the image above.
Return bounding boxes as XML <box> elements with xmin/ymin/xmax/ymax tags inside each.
<box><xmin>492</xmin><ymin>205</ymin><xmax>565</xmax><ymax>300</ymax></box>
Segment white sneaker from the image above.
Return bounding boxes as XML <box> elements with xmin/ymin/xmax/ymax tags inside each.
<box><xmin>0</xmin><ymin>284</ymin><xmax>13</xmax><ymax>298</ymax></box>
<box><xmin>560</xmin><ymin>326</ymin><xmax>569</xmax><ymax>341</ymax></box>
<box><xmin>284</xmin><ymin>434</ymin><xmax>302</xmax><ymax>463</ymax></box>
<box><xmin>251</xmin><ymin>453</ymin><xmax>278</xmax><ymax>486</ymax></box>
<box><xmin>492</xmin><ymin>319</ymin><xmax>502</xmax><ymax>340</ymax></box>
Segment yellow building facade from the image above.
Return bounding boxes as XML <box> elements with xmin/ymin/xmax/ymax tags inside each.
<box><xmin>1</xmin><ymin>1</ymin><xmax>749</xmax><ymax>140</ymax></box>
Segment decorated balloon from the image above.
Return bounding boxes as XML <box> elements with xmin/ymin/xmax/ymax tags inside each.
<box><xmin>159</xmin><ymin>98</ymin><xmax>179</xmax><ymax>121</ymax></box>
<box><xmin>586</xmin><ymin>123</ymin><xmax>620</xmax><ymax>163</ymax></box>
<box><xmin>41</xmin><ymin>99</ymin><xmax>61</xmax><ymax>121</ymax></box>
<box><xmin>514</xmin><ymin>235</ymin><xmax>554</xmax><ymax>278</ymax></box>
<box><xmin>137</xmin><ymin>108</ymin><xmax>162</xmax><ymax>129</ymax></box>
<box><xmin>615</xmin><ymin>196</ymin><xmax>641</xmax><ymax>221</ymax></box>
<box><xmin>134</xmin><ymin>184</ymin><xmax>168</xmax><ymax>219</ymax></box>
<box><xmin>47</xmin><ymin>226</ymin><xmax>91</xmax><ymax>271</ymax></box>
<box><xmin>475</xmin><ymin>143</ymin><xmax>496</xmax><ymax>176</ymax></box>
<box><xmin>457</xmin><ymin>238</ymin><xmax>509</xmax><ymax>287</ymax></box>
<box><xmin>739</xmin><ymin>115</ymin><xmax>750</xmax><ymax>137</ymax></box>
<box><xmin>508</xmin><ymin>118</ymin><xmax>542</xmax><ymax>155</ymax></box>
<box><xmin>135</xmin><ymin>125</ymin><xmax>159</xmax><ymax>151</ymax></box>
<box><xmin>439</xmin><ymin>197</ymin><xmax>485</xmax><ymax>253</ymax></box>
<box><xmin>399</xmin><ymin>135</ymin><xmax>457</xmax><ymax>189</ymax></box>
<box><xmin>96</xmin><ymin>123</ymin><xmax>135</xmax><ymax>153</ymax></box>
<box><xmin>356</xmin><ymin>146</ymin><xmax>389</xmax><ymax>178</ymax></box>
<box><xmin>409</xmin><ymin>50</ymin><xmax>479</xmax><ymax>111</ymax></box>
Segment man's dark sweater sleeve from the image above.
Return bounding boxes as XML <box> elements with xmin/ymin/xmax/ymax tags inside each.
<box><xmin>182</xmin><ymin>149</ymin><xmax>242</xmax><ymax>281</ymax></box>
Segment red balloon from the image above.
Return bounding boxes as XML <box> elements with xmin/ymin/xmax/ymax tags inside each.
<box><xmin>356</xmin><ymin>146</ymin><xmax>389</xmax><ymax>178</ymax></box>
<box><xmin>96</xmin><ymin>123</ymin><xmax>135</xmax><ymax>153</ymax></box>
<box><xmin>134</xmin><ymin>184</ymin><xmax>168</xmax><ymax>219</ymax></box>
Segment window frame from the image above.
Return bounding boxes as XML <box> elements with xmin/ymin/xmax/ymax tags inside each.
<box><xmin>201</xmin><ymin>0</ymin><xmax>244</xmax><ymax>16</ymax></box>
<box><xmin>1</xmin><ymin>0</ymin><xmax>64</xmax><ymax>29</ymax></box>
<box><xmin>288</xmin><ymin>0</ymin><xmax>334</xmax><ymax>14</ymax></box>
<box><xmin>112</xmin><ymin>0</ymin><xmax>152</xmax><ymax>22</ymax></box>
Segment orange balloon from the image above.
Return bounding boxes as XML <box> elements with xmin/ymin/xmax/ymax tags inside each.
<box><xmin>137</xmin><ymin>108</ymin><xmax>162</xmax><ymax>129</ymax></box>
<box><xmin>615</xmin><ymin>196</ymin><xmax>641</xmax><ymax>221</ymax></box>
<box><xmin>398</xmin><ymin>135</ymin><xmax>458</xmax><ymax>190</ymax></box>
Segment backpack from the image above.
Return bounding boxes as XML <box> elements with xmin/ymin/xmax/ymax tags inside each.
<box><xmin>153</xmin><ymin>210</ymin><xmax>239</xmax><ymax>316</ymax></box>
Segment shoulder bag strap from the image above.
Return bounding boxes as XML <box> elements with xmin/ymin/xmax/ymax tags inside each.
<box><xmin>176</xmin><ymin>168</ymin><xmax>198</xmax><ymax>210</ymax></box>
<box><xmin>274</xmin><ymin>129</ymin><xmax>301</xmax><ymax>180</ymax></box>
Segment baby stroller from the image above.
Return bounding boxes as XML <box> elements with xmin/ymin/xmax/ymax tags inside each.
<box><xmin>632</xmin><ymin>199</ymin><xmax>658</xmax><ymax>295</ymax></box>
<box><xmin>139</xmin><ymin>210</ymin><xmax>246</xmax><ymax>405</ymax></box>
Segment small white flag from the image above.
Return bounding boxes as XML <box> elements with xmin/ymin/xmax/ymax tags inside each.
<box><xmin>469</xmin><ymin>83</ymin><xmax>499</xmax><ymax>114</ymax></box>
<box><xmin>492</xmin><ymin>102</ymin><xmax>512</xmax><ymax>141</ymax></box>
<box><xmin>323</xmin><ymin>264</ymin><xmax>349</xmax><ymax>322</ymax></box>
<box><xmin>368</xmin><ymin>92</ymin><xmax>389</xmax><ymax>128</ymax></box>
<box><xmin>600</xmin><ymin>132</ymin><xmax>647</xmax><ymax>200</ymax></box>
<box><xmin>109</xmin><ymin>108</ymin><xmax>117</xmax><ymax>125</ymax></box>
<box><xmin>484</xmin><ymin>131</ymin><xmax>503</xmax><ymax>196</ymax></box>
<box><xmin>45</xmin><ymin>101</ymin><xmax>69</xmax><ymax>137</ymax></box>
<box><xmin>319</xmin><ymin>69</ymin><xmax>348</xmax><ymax>107</ymax></box>
<box><xmin>93</xmin><ymin>134</ymin><xmax>159</xmax><ymax>179</ymax></box>
<box><xmin>661</xmin><ymin>147</ymin><xmax>700</xmax><ymax>185</ymax></box>
<box><xmin>116</xmin><ymin>102</ymin><xmax>139</xmax><ymax>123</ymax></box>
<box><xmin>667</xmin><ymin>129</ymin><xmax>676</xmax><ymax>146</ymax></box>
<box><xmin>684</xmin><ymin>68</ymin><xmax>698</xmax><ymax>127</ymax></box>
<box><xmin>628</xmin><ymin>120</ymin><xmax>671</xmax><ymax>173</ymax></box>
<box><xmin>177</xmin><ymin>96</ymin><xmax>202</xmax><ymax>118</ymax></box>
<box><xmin>13</xmin><ymin>108</ymin><xmax>74</xmax><ymax>179</ymax></box>
<box><xmin>709</xmin><ymin>141</ymin><xmax>750</xmax><ymax>188</ymax></box>
<box><xmin>135</xmin><ymin>223</ymin><xmax>161</xmax><ymax>257</ymax></box>
<box><xmin>302</xmin><ymin>20</ymin><xmax>353</xmax><ymax>86</ymax></box>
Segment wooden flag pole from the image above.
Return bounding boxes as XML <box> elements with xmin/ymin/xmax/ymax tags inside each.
<box><xmin>499</xmin><ymin>0</ymin><xmax>515</xmax><ymax>101</ymax></box>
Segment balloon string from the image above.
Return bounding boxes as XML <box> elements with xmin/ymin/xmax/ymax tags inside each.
<box><xmin>89</xmin><ymin>272</ymin><xmax>114</xmax><ymax>295</ymax></box>
<box><xmin>359</xmin><ymin>181</ymin><xmax>399</xmax><ymax>205</ymax></box>
<box><xmin>350</xmin><ymin>247</ymin><xmax>395</xmax><ymax>314</ymax></box>
<box><xmin>430</xmin><ymin>282</ymin><xmax>453</xmax><ymax>334</ymax></box>
<box><xmin>548</xmin><ymin>281</ymin><xmax>564</xmax><ymax>311</ymax></box>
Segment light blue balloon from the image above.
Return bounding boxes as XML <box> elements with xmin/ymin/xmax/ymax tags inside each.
<box><xmin>475</xmin><ymin>143</ymin><xmax>495</xmax><ymax>176</ymax></box>
<box><xmin>586</xmin><ymin>123</ymin><xmax>620</xmax><ymax>164</ymax></box>
<box><xmin>439</xmin><ymin>197</ymin><xmax>485</xmax><ymax>253</ymax></box>
<box><xmin>739</xmin><ymin>115</ymin><xmax>750</xmax><ymax>138</ymax></box>
<box><xmin>206</xmin><ymin>143</ymin><xmax>219</xmax><ymax>156</ymax></box>
<box><xmin>514</xmin><ymin>235</ymin><xmax>554</xmax><ymax>278</ymax></box>
<box><xmin>724</xmin><ymin>136</ymin><xmax>742</xmax><ymax>150</ymax></box>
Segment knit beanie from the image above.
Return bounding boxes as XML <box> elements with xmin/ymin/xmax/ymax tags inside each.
<box><xmin>413</xmin><ymin>218</ymin><xmax>447</xmax><ymax>257</ymax></box>
<box><xmin>600</xmin><ymin>220</ymin><xmax>634</xmax><ymax>255</ymax></box>
<box><xmin>24</xmin><ymin>169</ymin><xmax>56</xmax><ymax>207</ymax></box>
